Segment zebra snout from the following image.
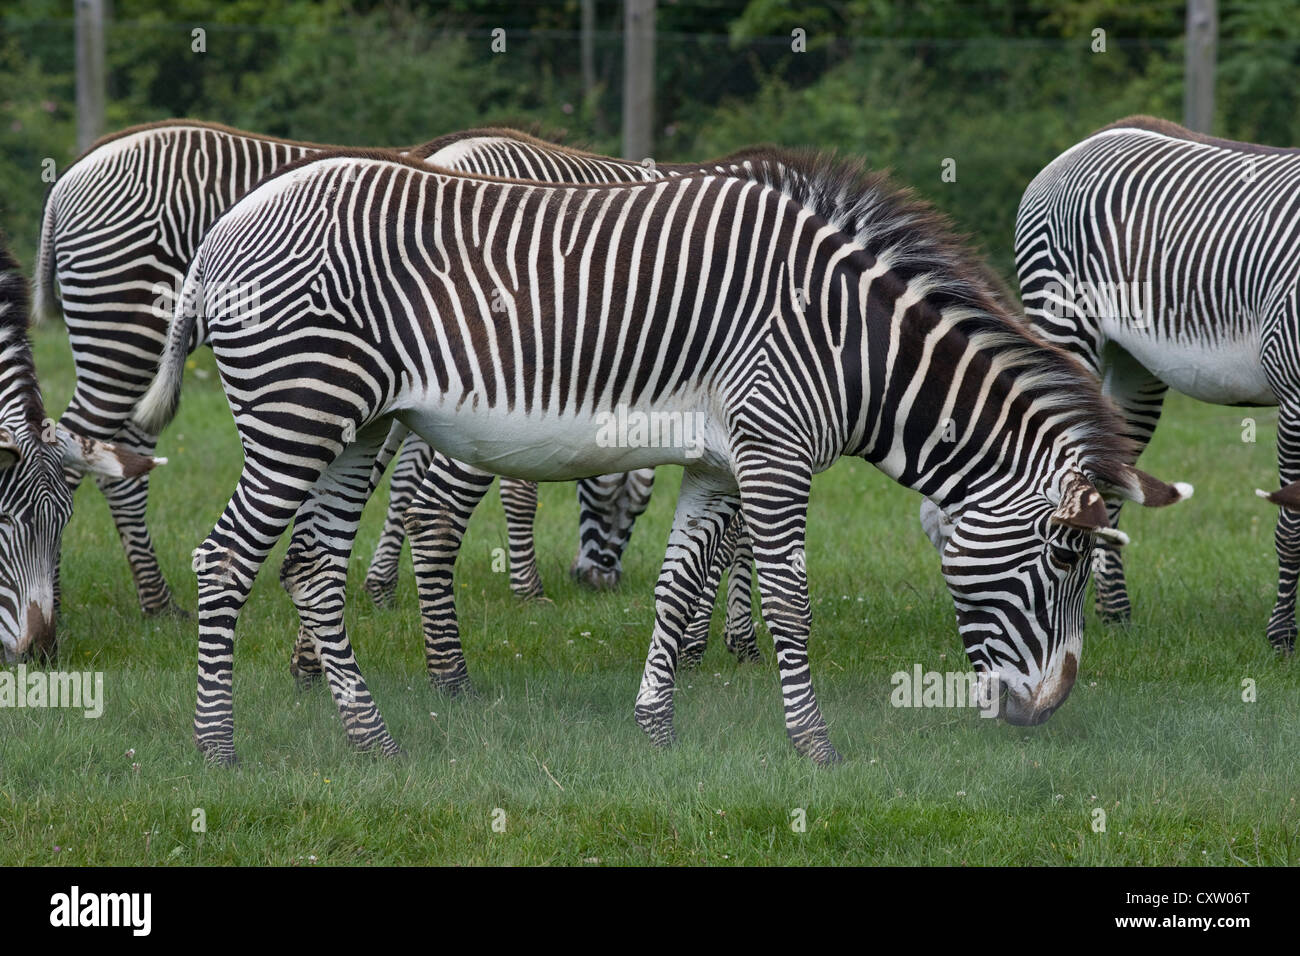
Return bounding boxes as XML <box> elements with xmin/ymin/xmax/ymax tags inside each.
<box><xmin>21</xmin><ymin>601</ymin><xmax>57</xmax><ymax>662</ymax></box>
<box><xmin>1002</xmin><ymin>652</ymin><xmax>1077</xmax><ymax>726</ymax></box>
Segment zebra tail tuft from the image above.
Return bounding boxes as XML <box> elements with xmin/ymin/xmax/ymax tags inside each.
<box><xmin>31</xmin><ymin>189</ymin><xmax>59</xmax><ymax>324</ymax></box>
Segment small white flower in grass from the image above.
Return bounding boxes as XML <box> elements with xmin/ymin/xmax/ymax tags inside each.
<box><xmin>430</xmin><ymin>712</ymin><xmax>438</xmax><ymax>719</ymax></box>
<box><xmin>308</xmin><ymin>855</ymin><xmax>317</xmax><ymax>863</ymax></box>
<box><xmin>567</xmin><ymin>639</ymin><xmax>574</xmax><ymax>645</ymax></box>
<box><xmin>132</xmin><ymin>763</ymin><xmax>141</xmax><ymax>774</ymax></box>
<box><xmin>1089</xmin><ymin>681</ymin><xmax>1097</xmax><ymax>688</ymax></box>
<box><xmin>580</xmin><ymin>631</ymin><xmax>591</xmax><ymax>637</ymax></box>
<box><xmin>515</xmin><ymin>653</ymin><xmax>522</xmax><ymax>659</ymax></box>
<box><xmin>869</xmin><ymin>758</ymin><xmax>877</xmax><ymax>765</ymax></box>
<box><xmin>956</xmin><ymin>791</ymin><xmax>966</xmax><ymax>797</ymax></box>
<box><xmin>1054</xmin><ymin>794</ymin><xmax>1063</xmax><ymax>801</ymax></box>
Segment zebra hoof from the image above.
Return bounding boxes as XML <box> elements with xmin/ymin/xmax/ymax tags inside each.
<box><xmin>430</xmin><ymin>672</ymin><xmax>476</xmax><ymax>698</ymax></box>
<box><xmin>362</xmin><ymin>575</ymin><xmax>398</xmax><ymax>608</ymax></box>
<box><xmin>790</xmin><ymin>727</ymin><xmax>841</xmax><ymax>766</ymax></box>
<box><xmin>512</xmin><ymin>582</ymin><xmax>548</xmax><ymax>602</ymax></box>
<box><xmin>724</xmin><ymin>626</ymin><xmax>762</xmax><ymax>663</ymax></box>
<box><xmin>634</xmin><ymin>706</ymin><xmax>677</xmax><ymax>748</ymax></box>
<box><xmin>146</xmin><ymin>600</ymin><xmax>191</xmax><ymax>620</ymax></box>
<box><xmin>196</xmin><ymin>737</ymin><xmax>238</xmax><ymax>767</ymax></box>
<box><xmin>572</xmin><ymin>564</ymin><xmax>620</xmax><ymax>591</ymax></box>
<box><xmin>291</xmin><ymin>667</ymin><xmax>323</xmax><ymax>691</ymax></box>
<box><xmin>678</xmin><ymin>640</ymin><xmax>708</xmax><ymax>670</ymax></box>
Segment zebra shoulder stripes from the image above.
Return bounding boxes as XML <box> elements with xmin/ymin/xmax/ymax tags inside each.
<box><xmin>1015</xmin><ymin>115</ymin><xmax>1300</xmax><ymax>650</ymax></box>
<box><xmin>134</xmin><ymin>148</ymin><xmax>1190</xmax><ymax>766</ymax></box>
<box><xmin>0</xmin><ymin>236</ymin><xmax>160</xmax><ymax>661</ymax></box>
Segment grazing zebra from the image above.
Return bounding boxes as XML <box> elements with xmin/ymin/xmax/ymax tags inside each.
<box><xmin>0</xmin><ymin>235</ymin><xmax>160</xmax><ymax>661</ymax></box>
<box><xmin>133</xmin><ymin>148</ymin><xmax>1191</xmax><ymax>766</ymax></box>
<box><xmin>1014</xmin><ymin>115</ymin><xmax>1299</xmax><ymax>650</ymax></box>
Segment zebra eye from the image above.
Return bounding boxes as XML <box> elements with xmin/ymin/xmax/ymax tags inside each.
<box><xmin>1047</xmin><ymin>543</ymin><xmax>1080</xmax><ymax>569</ymax></box>
<box><xmin>0</xmin><ymin>513</ymin><xmax>14</xmax><ymax>530</ymax></box>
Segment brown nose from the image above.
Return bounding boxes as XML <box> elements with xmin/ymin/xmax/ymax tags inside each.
<box><xmin>24</xmin><ymin>601</ymin><xmax>57</xmax><ymax>662</ymax></box>
<box><xmin>1003</xmin><ymin>652</ymin><xmax>1078</xmax><ymax>726</ymax></box>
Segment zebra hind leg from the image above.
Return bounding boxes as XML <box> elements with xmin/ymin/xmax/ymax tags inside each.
<box><xmin>499</xmin><ymin>478</ymin><xmax>544</xmax><ymax>599</ymax></box>
<box><xmin>93</xmin><ymin>423</ymin><xmax>184</xmax><ymax>617</ymax></box>
<box><xmin>364</xmin><ymin>433</ymin><xmax>430</xmax><ymax>607</ymax></box>
<box><xmin>1263</xmin><ymin>404</ymin><xmax>1300</xmax><ymax>654</ymax></box>
<box><xmin>278</xmin><ymin>421</ymin><xmax>403</xmax><ymax>757</ymax></box>
<box><xmin>678</xmin><ymin>511</ymin><xmax>738</xmax><ymax>669</ymax></box>
<box><xmin>633</xmin><ymin>470</ymin><xmax>739</xmax><ymax>748</ymax></box>
<box><xmin>406</xmin><ymin>452</ymin><xmax>496</xmax><ymax>695</ymax></box>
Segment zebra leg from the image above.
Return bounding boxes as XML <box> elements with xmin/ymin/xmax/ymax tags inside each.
<box><xmin>721</xmin><ymin>514</ymin><xmax>761</xmax><ymax>663</ymax></box>
<box><xmin>1093</xmin><ymin>346</ymin><xmax>1168</xmax><ymax>623</ymax></box>
<box><xmin>1265</xmin><ymin>403</ymin><xmax>1300</xmax><ymax>653</ymax></box>
<box><xmin>678</xmin><ymin>512</ymin><xmax>738</xmax><ymax>668</ymax></box>
<box><xmin>740</xmin><ymin>453</ymin><xmax>839</xmax><ymax>765</ymax></box>
<box><xmin>363</xmin><ymin>432</ymin><xmax>432</xmax><ymax>608</ymax></box>
<box><xmin>405</xmin><ymin>453</ymin><xmax>496</xmax><ymax>694</ymax></box>
<box><xmin>290</xmin><ymin>421</ymin><xmax>410</xmax><ymax>685</ymax></box>
<box><xmin>278</xmin><ymin>422</ymin><xmax>402</xmax><ymax>756</ymax></box>
<box><xmin>499</xmin><ymin>478</ymin><xmax>544</xmax><ymax>599</ymax></box>
<box><xmin>571</xmin><ymin>474</ymin><xmax>625</xmax><ymax>589</ymax></box>
<box><xmin>633</xmin><ymin>469</ymin><xmax>739</xmax><ymax>748</ymax></box>
<box><xmin>93</xmin><ymin>422</ymin><xmax>183</xmax><ymax>617</ymax></box>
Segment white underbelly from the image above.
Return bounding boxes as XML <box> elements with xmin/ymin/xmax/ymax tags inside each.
<box><xmin>1108</xmin><ymin>327</ymin><xmax>1277</xmax><ymax>406</ymax></box>
<box><xmin>398</xmin><ymin>395</ymin><xmax>730</xmax><ymax>481</ymax></box>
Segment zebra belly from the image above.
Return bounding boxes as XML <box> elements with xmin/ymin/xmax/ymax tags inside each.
<box><xmin>398</xmin><ymin>399</ymin><xmax>729</xmax><ymax>482</ymax></box>
<box><xmin>1107</xmin><ymin>328</ymin><xmax>1278</xmax><ymax>406</ymax></box>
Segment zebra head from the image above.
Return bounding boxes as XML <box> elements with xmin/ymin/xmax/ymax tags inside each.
<box><xmin>0</xmin><ymin>253</ymin><xmax>164</xmax><ymax>662</ymax></box>
<box><xmin>926</xmin><ymin>464</ymin><xmax>1191</xmax><ymax>726</ymax></box>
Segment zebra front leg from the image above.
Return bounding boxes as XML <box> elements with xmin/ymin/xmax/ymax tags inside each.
<box><xmin>363</xmin><ymin>432</ymin><xmax>431</xmax><ymax>607</ymax></box>
<box><xmin>406</xmin><ymin>453</ymin><xmax>496</xmax><ymax>694</ymax></box>
<box><xmin>499</xmin><ymin>478</ymin><xmax>544</xmax><ymax>599</ymax></box>
<box><xmin>722</xmin><ymin>514</ymin><xmax>761</xmax><ymax>663</ymax></box>
<box><xmin>95</xmin><ymin>423</ymin><xmax>183</xmax><ymax>616</ymax></box>
<box><xmin>280</xmin><ymin>422</ymin><xmax>402</xmax><ymax>756</ymax></box>
<box><xmin>633</xmin><ymin>470</ymin><xmax>738</xmax><ymax>748</ymax></box>
<box><xmin>739</xmin><ymin>454</ymin><xmax>839</xmax><ymax>765</ymax></box>
<box><xmin>1091</xmin><ymin>500</ymin><xmax>1131</xmax><ymax>623</ymax></box>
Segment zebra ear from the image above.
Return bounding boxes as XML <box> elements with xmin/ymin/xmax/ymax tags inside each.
<box><xmin>919</xmin><ymin>497</ymin><xmax>953</xmax><ymax>552</ymax></box>
<box><xmin>1103</xmin><ymin>465</ymin><xmax>1194</xmax><ymax>507</ymax></box>
<box><xmin>1256</xmin><ymin>481</ymin><xmax>1300</xmax><ymax>512</ymax></box>
<box><xmin>1049</xmin><ymin>468</ymin><xmax>1111</xmax><ymax>533</ymax></box>
<box><xmin>0</xmin><ymin>427</ymin><xmax>19</xmax><ymax>470</ymax></box>
<box><xmin>55</xmin><ymin>426</ymin><xmax>166</xmax><ymax>480</ymax></box>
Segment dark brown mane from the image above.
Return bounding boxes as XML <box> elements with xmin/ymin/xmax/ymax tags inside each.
<box><xmin>1100</xmin><ymin>115</ymin><xmax>1300</xmax><ymax>155</ymax></box>
<box><xmin>0</xmin><ymin>234</ymin><xmax>47</xmax><ymax>428</ymax></box>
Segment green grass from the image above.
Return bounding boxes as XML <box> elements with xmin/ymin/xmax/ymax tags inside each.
<box><xmin>1</xmin><ymin>323</ymin><xmax>1297</xmax><ymax>865</ymax></box>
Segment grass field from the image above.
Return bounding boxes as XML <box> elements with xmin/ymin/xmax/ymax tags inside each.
<box><xmin>1</xmin><ymin>323</ymin><xmax>1298</xmax><ymax>866</ymax></box>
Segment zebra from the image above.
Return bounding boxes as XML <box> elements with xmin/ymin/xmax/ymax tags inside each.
<box><xmin>34</xmin><ymin>121</ymin><xmax>740</xmax><ymax>666</ymax></box>
<box><xmin>132</xmin><ymin>148</ymin><xmax>1191</xmax><ymax>766</ymax></box>
<box><xmin>0</xmin><ymin>235</ymin><xmax>161</xmax><ymax>662</ymax></box>
<box><xmin>1012</xmin><ymin>115</ymin><xmax>1300</xmax><ymax>650</ymax></box>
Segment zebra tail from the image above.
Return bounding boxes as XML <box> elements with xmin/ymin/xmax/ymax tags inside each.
<box><xmin>133</xmin><ymin>254</ymin><xmax>202</xmax><ymax>435</ymax></box>
<box><xmin>31</xmin><ymin>188</ymin><xmax>59</xmax><ymax>323</ymax></box>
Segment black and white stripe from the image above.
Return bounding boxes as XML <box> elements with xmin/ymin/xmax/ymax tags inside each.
<box><xmin>1016</xmin><ymin>115</ymin><xmax>1298</xmax><ymax>649</ymax></box>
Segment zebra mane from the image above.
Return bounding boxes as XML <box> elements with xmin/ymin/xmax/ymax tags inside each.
<box><xmin>0</xmin><ymin>236</ymin><xmax>46</xmax><ymax>429</ymax></box>
<box><xmin>743</xmin><ymin>149</ymin><xmax>1137</xmax><ymax>487</ymax></box>
<box><xmin>1100</xmin><ymin>115</ymin><xmax>1300</xmax><ymax>156</ymax></box>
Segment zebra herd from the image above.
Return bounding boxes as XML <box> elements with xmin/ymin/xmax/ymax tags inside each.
<box><xmin>4</xmin><ymin>113</ymin><xmax>1297</xmax><ymax>766</ymax></box>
